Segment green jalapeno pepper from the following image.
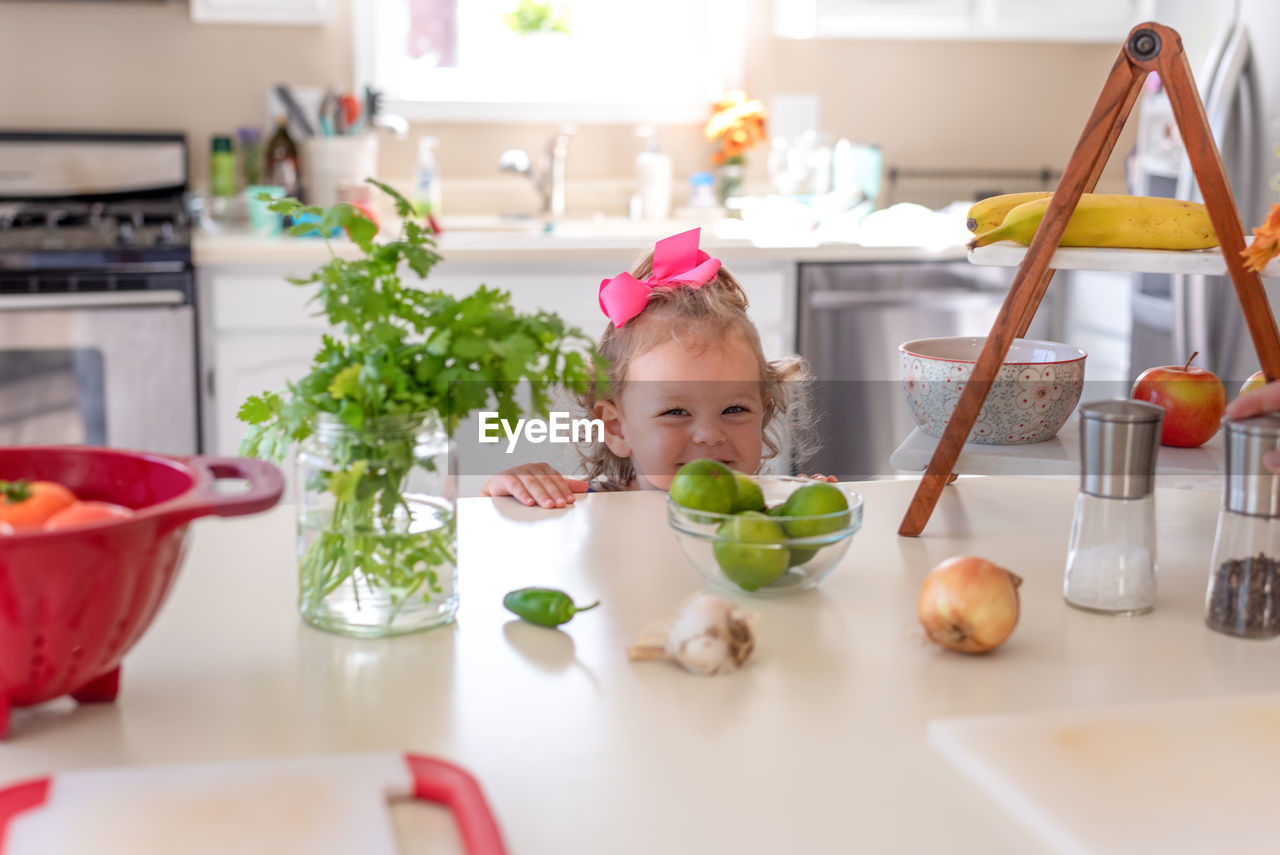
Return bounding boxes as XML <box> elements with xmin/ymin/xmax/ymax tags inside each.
<box><xmin>503</xmin><ymin>587</ymin><xmax>599</xmax><ymax>627</ymax></box>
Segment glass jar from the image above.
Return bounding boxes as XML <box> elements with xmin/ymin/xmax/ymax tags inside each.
<box><xmin>296</xmin><ymin>412</ymin><xmax>457</xmax><ymax>637</ymax></box>
<box><xmin>1063</xmin><ymin>399</ymin><xmax>1163</xmax><ymax>615</ymax></box>
<box><xmin>717</xmin><ymin>161</ymin><xmax>745</xmax><ymax>206</ymax></box>
<box><xmin>1064</xmin><ymin>492</ymin><xmax>1157</xmax><ymax>614</ymax></box>
<box><xmin>1206</xmin><ymin>413</ymin><xmax>1280</xmax><ymax>639</ymax></box>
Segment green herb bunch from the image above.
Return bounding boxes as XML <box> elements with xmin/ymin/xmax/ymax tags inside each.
<box><xmin>238</xmin><ymin>181</ymin><xmax>601</xmax><ymax>628</ymax></box>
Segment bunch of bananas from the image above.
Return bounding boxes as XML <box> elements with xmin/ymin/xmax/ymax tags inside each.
<box><xmin>966</xmin><ymin>192</ymin><xmax>1219</xmax><ymax>251</ymax></box>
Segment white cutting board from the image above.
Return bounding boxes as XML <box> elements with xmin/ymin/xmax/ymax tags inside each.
<box><xmin>928</xmin><ymin>693</ymin><xmax>1280</xmax><ymax>855</ymax></box>
<box><xmin>1</xmin><ymin>753</ymin><xmax>440</xmax><ymax>855</ymax></box>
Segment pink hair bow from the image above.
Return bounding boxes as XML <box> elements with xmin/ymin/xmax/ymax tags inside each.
<box><xmin>598</xmin><ymin>228</ymin><xmax>722</xmax><ymax>327</ymax></box>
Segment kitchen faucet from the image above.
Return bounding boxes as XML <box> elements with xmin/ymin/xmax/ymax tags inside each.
<box><xmin>498</xmin><ymin>124</ymin><xmax>577</xmax><ymax>217</ymax></box>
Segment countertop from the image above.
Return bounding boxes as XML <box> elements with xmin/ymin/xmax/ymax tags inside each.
<box><xmin>193</xmin><ymin>217</ymin><xmax>972</xmax><ymax>268</ymax></box>
<box><xmin>4</xmin><ymin>476</ymin><xmax>1276</xmax><ymax>853</ymax></box>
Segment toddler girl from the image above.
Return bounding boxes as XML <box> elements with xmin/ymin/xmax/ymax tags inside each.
<box><xmin>479</xmin><ymin>228</ymin><xmax>821</xmax><ymax>507</ymax></box>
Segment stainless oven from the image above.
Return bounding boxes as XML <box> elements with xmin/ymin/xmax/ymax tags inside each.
<box><xmin>0</xmin><ymin>132</ymin><xmax>199</xmax><ymax>455</ymax></box>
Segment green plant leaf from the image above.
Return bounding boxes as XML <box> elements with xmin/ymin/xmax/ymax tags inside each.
<box><xmin>329</xmin><ymin>459</ymin><xmax>368</xmax><ymax>503</ymax></box>
<box><xmin>327</xmin><ymin>364</ymin><xmax>362</xmax><ymax>400</ymax></box>
<box><xmin>235</xmin><ymin>180</ymin><xmax>604</xmax><ymax>612</ymax></box>
<box><xmin>238</xmin><ymin>392</ymin><xmax>281</xmax><ymax>424</ymax></box>
<box><xmin>367</xmin><ymin>178</ymin><xmax>417</xmax><ymax>220</ymax></box>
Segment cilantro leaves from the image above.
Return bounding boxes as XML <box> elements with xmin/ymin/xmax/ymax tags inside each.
<box><xmin>239</xmin><ymin>181</ymin><xmax>604</xmax><ymax>461</ymax></box>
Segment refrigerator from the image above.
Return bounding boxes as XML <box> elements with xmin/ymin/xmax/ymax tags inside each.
<box><xmin>1129</xmin><ymin>0</ymin><xmax>1280</xmax><ymax>387</ymax></box>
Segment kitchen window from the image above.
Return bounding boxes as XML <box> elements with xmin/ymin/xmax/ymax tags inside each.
<box><xmin>354</xmin><ymin>0</ymin><xmax>744</xmax><ymax>122</ymax></box>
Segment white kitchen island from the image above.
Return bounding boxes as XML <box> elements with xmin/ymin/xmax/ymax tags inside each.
<box><xmin>3</xmin><ymin>476</ymin><xmax>1277</xmax><ymax>853</ymax></box>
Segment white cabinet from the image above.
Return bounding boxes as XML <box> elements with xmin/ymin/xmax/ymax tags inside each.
<box><xmin>777</xmin><ymin>0</ymin><xmax>1156</xmax><ymax>42</ymax></box>
<box><xmin>191</xmin><ymin>0</ymin><xmax>333</xmax><ymax>25</ymax></box>
<box><xmin>198</xmin><ymin>268</ymin><xmax>327</xmax><ymax>476</ymax></box>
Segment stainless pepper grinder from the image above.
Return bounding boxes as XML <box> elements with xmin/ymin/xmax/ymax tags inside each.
<box><xmin>1205</xmin><ymin>413</ymin><xmax>1280</xmax><ymax>639</ymax></box>
<box><xmin>1063</xmin><ymin>399</ymin><xmax>1164</xmax><ymax>615</ymax></box>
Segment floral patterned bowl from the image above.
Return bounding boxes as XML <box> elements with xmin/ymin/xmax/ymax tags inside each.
<box><xmin>899</xmin><ymin>337</ymin><xmax>1087</xmax><ymax>444</ymax></box>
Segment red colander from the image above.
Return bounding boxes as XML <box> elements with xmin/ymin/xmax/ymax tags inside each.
<box><xmin>0</xmin><ymin>446</ymin><xmax>283</xmax><ymax>738</ymax></box>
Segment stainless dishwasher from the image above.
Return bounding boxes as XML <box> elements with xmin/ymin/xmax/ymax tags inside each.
<box><xmin>797</xmin><ymin>260</ymin><xmax>1056</xmax><ymax>479</ymax></box>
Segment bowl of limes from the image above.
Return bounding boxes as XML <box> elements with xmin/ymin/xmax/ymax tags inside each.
<box><xmin>666</xmin><ymin>460</ymin><xmax>863</xmax><ymax>596</ymax></box>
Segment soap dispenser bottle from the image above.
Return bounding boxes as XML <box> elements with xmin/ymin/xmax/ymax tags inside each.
<box><xmin>634</xmin><ymin>126</ymin><xmax>672</xmax><ymax>221</ymax></box>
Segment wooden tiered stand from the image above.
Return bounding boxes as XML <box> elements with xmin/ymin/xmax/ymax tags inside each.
<box><xmin>898</xmin><ymin>21</ymin><xmax>1280</xmax><ymax>537</ymax></box>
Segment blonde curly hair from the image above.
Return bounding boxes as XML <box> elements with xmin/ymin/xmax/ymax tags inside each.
<box><xmin>575</xmin><ymin>254</ymin><xmax>817</xmax><ymax>489</ymax></box>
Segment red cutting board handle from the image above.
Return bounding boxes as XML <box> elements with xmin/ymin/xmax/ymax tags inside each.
<box><xmin>0</xmin><ymin>778</ymin><xmax>48</xmax><ymax>851</ymax></box>
<box><xmin>404</xmin><ymin>754</ymin><xmax>508</xmax><ymax>855</ymax></box>
<box><xmin>1</xmin><ymin>755</ymin><xmax>507</xmax><ymax>855</ymax></box>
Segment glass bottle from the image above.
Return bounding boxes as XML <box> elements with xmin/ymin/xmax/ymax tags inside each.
<box><xmin>413</xmin><ymin>136</ymin><xmax>442</xmax><ymax>219</ymax></box>
<box><xmin>237</xmin><ymin>126</ymin><xmax>264</xmax><ymax>189</ymax></box>
<box><xmin>296</xmin><ymin>412</ymin><xmax>458</xmax><ymax>637</ymax></box>
<box><xmin>210</xmin><ymin>135</ymin><xmax>237</xmax><ymax>199</ymax></box>
<box><xmin>1206</xmin><ymin>413</ymin><xmax>1280</xmax><ymax>639</ymax></box>
<box><xmin>1064</xmin><ymin>399</ymin><xmax>1163</xmax><ymax>615</ymax></box>
<box><xmin>264</xmin><ymin>116</ymin><xmax>301</xmax><ymax>201</ymax></box>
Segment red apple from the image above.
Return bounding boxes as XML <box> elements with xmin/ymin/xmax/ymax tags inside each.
<box><xmin>1130</xmin><ymin>352</ymin><xmax>1227</xmax><ymax>448</ymax></box>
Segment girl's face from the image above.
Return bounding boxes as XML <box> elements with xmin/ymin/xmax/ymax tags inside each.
<box><xmin>596</xmin><ymin>332</ymin><xmax>765</xmax><ymax>491</ymax></box>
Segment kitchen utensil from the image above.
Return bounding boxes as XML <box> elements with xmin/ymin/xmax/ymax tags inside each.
<box><xmin>0</xmin><ymin>751</ymin><xmax>507</xmax><ymax>854</ymax></box>
<box><xmin>273</xmin><ymin>83</ymin><xmax>315</xmax><ymax>138</ymax></box>
<box><xmin>929</xmin><ymin>692</ymin><xmax>1280</xmax><ymax>855</ymax></box>
<box><xmin>899</xmin><ymin>336</ymin><xmax>1087</xmax><ymax>444</ymax></box>
<box><xmin>0</xmin><ymin>446</ymin><xmax>283</xmax><ymax>738</ymax></box>
<box><xmin>318</xmin><ymin>85</ymin><xmax>339</xmax><ymax>137</ymax></box>
<box><xmin>666</xmin><ymin>476</ymin><xmax>863</xmax><ymax>596</ymax></box>
<box><xmin>339</xmin><ymin>93</ymin><xmax>363</xmax><ymax>134</ymax></box>
<box><xmin>360</xmin><ymin>87</ymin><xmax>410</xmax><ymax>139</ymax></box>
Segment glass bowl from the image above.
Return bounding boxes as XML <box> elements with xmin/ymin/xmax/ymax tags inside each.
<box><xmin>666</xmin><ymin>476</ymin><xmax>863</xmax><ymax>596</ymax></box>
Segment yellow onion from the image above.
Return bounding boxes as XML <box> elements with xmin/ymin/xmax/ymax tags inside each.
<box><xmin>918</xmin><ymin>555</ymin><xmax>1022</xmax><ymax>654</ymax></box>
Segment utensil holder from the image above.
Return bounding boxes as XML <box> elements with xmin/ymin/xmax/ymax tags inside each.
<box><xmin>303</xmin><ymin>134</ymin><xmax>379</xmax><ymax>209</ymax></box>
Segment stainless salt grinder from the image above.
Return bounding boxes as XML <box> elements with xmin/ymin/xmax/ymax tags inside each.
<box><xmin>1205</xmin><ymin>413</ymin><xmax>1280</xmax><ymax>639</ymax></box>
<box><xmin>1063</xmin><ymin>399</ymin><xmax>1164</xmax><ymax>615</ymax></box>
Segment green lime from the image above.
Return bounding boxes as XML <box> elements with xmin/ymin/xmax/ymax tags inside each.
<box><xmin>766</xmin><ymin>504</ymin><xmax>786</xmax><ymax>517</ymax></box>
<box><xmin>731</xmin><ymin>472</ymin><xmax>765</xmax><ymax>513</ymax></box>
<box><xmin>669</xmin><ymin>459</ymin><xmax>738</xmax><ymax>515</ymax></box>
<box><xmin>779</xmin><ymin>482</ymin><xmax>851</xmax><ymax>539</ymax></box>
<box><xmin>713</xmin><ymin>510</ymin><xmax>790</xmax><ymax>591</ymax></box>
<box><xmin>787</xmin><ymin>545</ymin><xmax>820</xmax><ymax>567</ymax></box>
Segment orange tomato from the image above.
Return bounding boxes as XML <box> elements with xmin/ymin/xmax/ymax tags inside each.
<box><xmin>43</xmin><ymin>500</ymin><xmax>134</xmax><ymax>531</ymax></box>
<box><xmin>0</xmin><ymin>480</ymin><xmax>77</xmax><ymax>530</ymax></box>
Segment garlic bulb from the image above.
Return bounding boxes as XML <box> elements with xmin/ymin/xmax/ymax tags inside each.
<box><xmin>627</xmin><ymin>594</ymin><xmax>756</xmax><ymax>676</ymax></box>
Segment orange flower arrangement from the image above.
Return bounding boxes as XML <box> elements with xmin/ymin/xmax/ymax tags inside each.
<box><xmin>1241</xmin><ymin>203</ymin><xmax>1280</xmax><ymax>273</ymax></box>
<box><xmin>704</xmin><ymin>90</ymin><xmax>768</xmax><ymax>166</ymax></box>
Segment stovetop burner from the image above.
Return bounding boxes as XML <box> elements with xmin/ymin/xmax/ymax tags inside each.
<box><xmin>0</xmin><ymin>198</ymin><xmax>191</xmax><ymax>252</ymax></box>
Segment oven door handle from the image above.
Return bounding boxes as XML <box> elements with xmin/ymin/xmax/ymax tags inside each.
<box><xmin>0</xmin><ymin>291</ymin><xmax>186</xmax><ymax>311</ymax></box>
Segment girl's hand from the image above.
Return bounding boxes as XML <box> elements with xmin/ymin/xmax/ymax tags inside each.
<box><xmin>797</xmin><ymin>473</ymin><xmax>838</xmax><ymax>482</ymax></box>
<box><xmin>1226</xmin><ymin>379</ymin><xmax>1280</xmax><ymax>473</ymax></box>
<box><xmin>479</xmin><ymin>463</ymin><xmax>589</xmax><ymax>508</ymax></box>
